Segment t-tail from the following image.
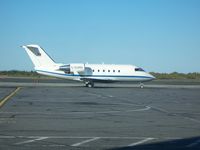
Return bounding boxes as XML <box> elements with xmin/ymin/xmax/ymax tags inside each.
<box><xmin>22</xmin><ymin>44</ymin><xmax>57</xmax><ymax>70</ymax></box>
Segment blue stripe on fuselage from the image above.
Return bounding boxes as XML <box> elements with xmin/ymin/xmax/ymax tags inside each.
<box><xmin>36</xmin><ymin>70</ymin><xmax>153</xmax><ymax>79</ymax></box>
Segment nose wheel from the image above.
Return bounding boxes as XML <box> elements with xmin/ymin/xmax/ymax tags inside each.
<box><xmin>85</xmin><ymin>81</ymin><xmax>94</xmax><ymax>88</ymax></box>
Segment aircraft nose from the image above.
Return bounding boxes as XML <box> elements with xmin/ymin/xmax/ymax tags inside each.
<box><xmin>147</xmin><ymin>73</ymin><xmax>156</xmax><ymax>80</ymax></box>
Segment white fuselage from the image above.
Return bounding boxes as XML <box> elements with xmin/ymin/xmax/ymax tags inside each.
<box><xmin>35</xmin><ymin>63</ymin><xmax>155</xmax><ymax>83</ymax></box>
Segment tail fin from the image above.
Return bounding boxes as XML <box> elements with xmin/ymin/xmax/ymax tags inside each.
<box><xmin>22</xmin><ymin>44</ymin><xmax>56</xmax><ymax>69</ymax></box>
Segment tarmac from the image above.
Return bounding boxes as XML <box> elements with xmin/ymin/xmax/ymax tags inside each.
<box><xmin>0</xmin><ymin>77</ymin><xmax>200</xmax><ymax>150</ymax></box>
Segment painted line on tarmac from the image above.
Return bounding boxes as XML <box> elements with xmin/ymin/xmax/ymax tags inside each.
<box><xmin>151</xmin><ymin>106</ymin><xmax>200</xmax><ymax>124</ymax></box>
<box><xmin>15</xmin><ymin>137</ymin><xmax>48</xmax><ymax>145</ymax></box>
<box><xmin>0</xmin><ymin>135</ymin><xmax>156</xmax><ymax>139</ymax></box>
<box><xmin>184</xmin><ymin>117</ymin><xmax>200</xmax><ymax>124</ymax></box>
<box><xmin>0</xmin><ymin>135</ymin><xmax>182</xmax><ymax>140</ymax></box>
<box><xmin>71</xmin><ymin>137</ymin><xmax>100</xmax><ymax>147</ymax></box>
<box><xmin>0</xmin><ymin>106</ymin><xmax>151</xmax><ymax>116</ymax></box>
<box><xmin>126</xmin><ymin>106</ymin><xmax>151</xmax><ymax>112</ymax></box>
<box><xmin>35</xmin><ymin>144</ymin><xmax>66</xmax><ymax>147</ymax></box>
<box><xmin>1</xmin><ymin>135</ymin><xmax>184</xmax><ymax>147</ymax></box>
<box><xmin>128</xmin><ymin>137</ymin><xmax>155</xmax><ymax>146</ymax></box>
<box><xmin>0</xmin><ymin>87</ymin><xmax>21</xmax><ymax>108</ymax></box>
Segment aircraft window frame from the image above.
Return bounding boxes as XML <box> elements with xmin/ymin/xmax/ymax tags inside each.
<box><xmin>98</xmin><ymin>69</ymin><xmax>100</xmax><ymax>72</ymax></box>
<box><xmin>113</xmin><ymin>70</ymin><xmax>115</xmax><ymax>72</ymax></box>
<box><xmin>135</xmin><ymin>68</ymin><xmax>145</xmax><ymax>72</ymax></box>
<box><xmin>93</xmin><ymin>69</ymin><xmax>95</xmax><ymax>72</ymax></box>
<box><xmin>108</xmin><ymin>70</ymin><xmax>110</xmax><ymax>72</ymax></box>
<box><xmin>118</xmin><ymin>70</ymin><xmax>120</xmax><ymax>73</ymax></box>
<box><xmin>103</xmin><ymin>70</ymin><xmax>105</xmax><ymax>72</ymax></box>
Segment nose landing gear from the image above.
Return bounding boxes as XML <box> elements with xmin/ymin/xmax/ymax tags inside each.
<box><xmin>85</xmin><ymin>81</ymin><xmax>94</xmax><ymax>88</ymax></box>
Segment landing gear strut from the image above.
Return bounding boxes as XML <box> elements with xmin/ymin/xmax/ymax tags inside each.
<box><xmin>139</xmin><ymin>83</ymin><xmax>144</xmax><ymax>88</ymax></box>
<box><xmin>85</xmin><ymin>81</ymin><xmax>94</xmax><ymax>88</ymax></box>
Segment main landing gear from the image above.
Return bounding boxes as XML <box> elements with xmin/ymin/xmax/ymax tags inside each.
<box><xmin>139</xmin><ymin>83</ymin><xmax>144</xmax><ymax>88</ymax></box>
<box><xmin>85</xmin><ymin>81</ymin><xmax>94</xmax><ymax>88</ymax></box>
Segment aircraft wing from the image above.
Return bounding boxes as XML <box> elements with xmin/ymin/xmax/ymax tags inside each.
<box><xmin>79</xmin><ymin>76</ymin><xmax>116</xmax><ymax>83</ymax></box>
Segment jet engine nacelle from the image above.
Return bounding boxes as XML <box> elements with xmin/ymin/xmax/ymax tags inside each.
<box><xmin>59</xmin><ymin>63</ymin><xmax>85</xmax><ymax>73</ymax></box>
<box><xmin>70</xmin><ymin>63</ymin><xmax>85</xmax><ymax>72</ymax></box>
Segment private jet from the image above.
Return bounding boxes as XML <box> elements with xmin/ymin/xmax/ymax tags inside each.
<box><xmin>22</xmin><ymin>44</ymin><xmax>155</xmax><ymax>87</ymax></box>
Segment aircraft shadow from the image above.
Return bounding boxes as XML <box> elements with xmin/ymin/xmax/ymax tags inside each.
<box><xmin>108</xmin><ymin>136</ymin><xmax>200</xmax><ymax>150</ymax></box>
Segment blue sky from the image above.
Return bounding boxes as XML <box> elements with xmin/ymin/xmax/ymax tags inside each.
<box><xmin>0</xmin><ymin>0</ymin><xmax>200</xmax><ymax>73</ymax></box>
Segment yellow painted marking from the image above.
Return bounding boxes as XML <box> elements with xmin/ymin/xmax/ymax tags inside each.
<box><xmin>0</xmin><ymin>87</ymin><xmax>21</xmax><ymax>108</ymax></box>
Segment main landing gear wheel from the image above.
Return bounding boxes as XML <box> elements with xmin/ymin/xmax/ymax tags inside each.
<box><xmin>139</xmin><ymin>83</ymin><xmax>144</xmax><ymax>88</ymax></box>
<box><xmin>85</xmin><ymin>81</ymin><xmax>94</xmax><ymax>88</ymax></box>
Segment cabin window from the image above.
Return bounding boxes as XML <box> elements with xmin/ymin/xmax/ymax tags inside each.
<box><xmin>108</xmin><ymin>70</ymin><xmax>110</xmax><ymax>72</ymax></box>
<box><xmin>118</xmin><ymin>70</ymin><xmax>120</xmax><ymax>73</ymax></box>
<box><xmin>113</xmin><ymin>70</ymin><xmax>115</xmax><ymax>72</ymax></box>
<box><xmin>93</xmin><ymin>69</ymin><xmax>95</xmax><ymax>72</ymax></box>
<box><xmin>103</xmin><ymin>70</ymin><xmax>105</xmax><ymax>72</ymax></box>
<box><xmin>135</xmin><ymin>68</ymin><xmax>145</xmax><ymax>72</ymax></box>
<box><xmin>98</xmin><ymin>69</ymin><xmax>100</xmax><ymax>72</ymax></box>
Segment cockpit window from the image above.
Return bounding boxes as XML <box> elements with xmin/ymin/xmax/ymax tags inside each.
<box><xmin>135</xmin><ymin>68</ymin><xmax>145</xmax><ymax>72</ymax></box>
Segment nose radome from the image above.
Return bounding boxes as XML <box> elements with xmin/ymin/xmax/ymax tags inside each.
<box><xmin>145</xmin><ymin>72</ymin><xmax>155</xmax><ymax>80</ymax></box>
<box><xmin>148</xmin><ymin>73</ymin><xmax>156</xmax><ymax>80</ymax></box>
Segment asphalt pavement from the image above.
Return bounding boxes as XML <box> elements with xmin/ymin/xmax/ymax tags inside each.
<box><xmin>0</xmin><ymin>78</ymin><xmax>200</xmax><ymax>149</ymax></box>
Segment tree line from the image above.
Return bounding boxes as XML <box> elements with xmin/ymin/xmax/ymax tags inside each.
<box><xmin>150</xmin><ymin>72</ymin><xmax>200</xmax><ymax>79</ymax></box>
<box><xmin>0</xmin><ymin>70</ymin><xmax>200</xmax><ymax>79</ymax></box>
<box><xmin>0</xmin><ymin>71</ymin><xmax>41</xmax><ymax>77</ymax></box>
